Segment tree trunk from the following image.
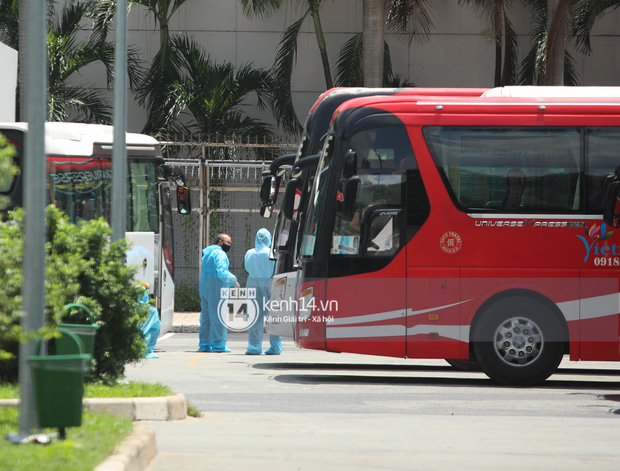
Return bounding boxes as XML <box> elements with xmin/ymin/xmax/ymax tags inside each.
<box><xmin>363</xmin><ymin>0</ymin><xmax>385</xmax><ymax>87</ymax></box>
<box><xmin>494</xmin><ymin>2</ymin><xmax>502</xmax><ymax>87</ymax></box>
<box><xmin>545</xmin><ymin>0</ymin><xmax>567</xmax><ymax>86</ymax></box>
<box><xmin>311</xmin><ymin>6</ymin><xmax>333</xmax><ymax>89</ymax></box>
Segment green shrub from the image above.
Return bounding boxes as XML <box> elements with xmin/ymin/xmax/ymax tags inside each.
<box><xmin>0</xmin><ymin>207</ymin><xmax>150</xmax><ymax>383</ymax></box>
<box><xmin>174</xmin><ymin>282</ymin><xmax>201</xmax><ymax>312</ymax></box>
<box><xmin>0</xmin><ymin>134</ymin><xmax>17</xmax><ymax>211</ymax></box>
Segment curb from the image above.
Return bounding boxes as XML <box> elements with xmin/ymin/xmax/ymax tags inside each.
<box><xmin>94</xmin><ymin>425</ymin><xmax>157</xmax><ymax>471</ymax></box>
<box><xmin>0</xmin><ymin>393</ymin><xmax>187</xmax><ymax>421</ymax></box>
<box><xmin>84</xmin><ymin>394</ymin><xmax>187</xmax><ymax>421</ymax></box>
<box><xmin>170</xmin><ymin>324</ymin><xmax>199</xmax><ymax>333</ymax></box>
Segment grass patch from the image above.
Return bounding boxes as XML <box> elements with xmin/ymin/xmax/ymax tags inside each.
<box><xmin>0</xmin><ymin>407</ymin><xmax>132</xmax><ymax>471</ymax></box>
<box><xmin>84</xmin><ymin>381</ymin><xmax>174</xmax><ymax>398</ymax></box>
<box><xmin>0</xmin><ymin>381</ymin><xmax>173</xmax><ymax>399</ymax></box>
<box><xmin>187</xmin><ymin>401</ymin><xmax>203</xmax><ymax>418</ymax></box>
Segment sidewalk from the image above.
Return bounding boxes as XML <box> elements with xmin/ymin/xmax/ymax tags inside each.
<box><xmin>97</xmin><ymin>311</ymin><xmax>201</xmax><ymax>470</ymax></box>
<box><xmin>170</xmin><ymin>311</ymin><xmax>200</xmax><ymax>333</ymax></box>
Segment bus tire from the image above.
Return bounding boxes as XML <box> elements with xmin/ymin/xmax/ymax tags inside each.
<box><xmin>471</xmin><ymin>296</ymin><xmax>565</xmax><ymax>386</ymax></box>
<box><xmin>445</xmin><ymin>359</ymin><xmax>481</xmax><ymax>371</ymax></box>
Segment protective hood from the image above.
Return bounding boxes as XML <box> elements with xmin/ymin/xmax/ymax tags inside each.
<box><xmin>254</xmin><ymin>228</ymin><xmax>271</xmax><ymax>250</ymax></box>
<box><xmin>203</xmin><ymin>244</ymin><xmax>219</xmax><ymax>258</ymax></box>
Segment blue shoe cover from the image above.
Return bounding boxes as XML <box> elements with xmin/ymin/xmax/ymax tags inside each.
<box><xmin>212</xmin><ymin>347</ymin><xmax>231</xmax><ymax>353</ymax></box>
<box><xmin>245</xmin><ymin>349</ymin><xmax>262</xmax><ymax>355</ymax></box>
<box><xmin>145</xmin><ymin>352</ymin><xmax>159</xmax><ymax>359</ymax></box>
<box><xmin>263</xmin><ymin>349</ymin><xmax>281</xmax><ymax>355</ymax></box>
<box><xmin>197</xmin><ymin>346</ymin><xmax>211</xmax><ymax>352</ymax></box>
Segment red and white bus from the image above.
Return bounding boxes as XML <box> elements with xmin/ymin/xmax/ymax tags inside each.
<box><xmin>296</xmin><ymin>87</ymin><xmax>620</xmax><ymax>385</ymax></box>
<box><xmin>261</xmin><ymin>88</ymin><xmax>488</xmax><ymax>337</ymax></box>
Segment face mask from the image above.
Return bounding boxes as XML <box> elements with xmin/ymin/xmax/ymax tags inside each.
<box><xmin>221</xmin><ymin>243</ymin><xmax>231</xmax><ymax>253</ymax></box>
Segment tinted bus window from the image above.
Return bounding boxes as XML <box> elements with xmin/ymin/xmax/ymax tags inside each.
<box><xmin>585</xmin><ymin>128</ymin><xmax>620</xmax><ymax>213</ymax></box>
<box><xmin>424</xmin><ymin>127</ymin><xmax>583</xmax><ymax>213</ymax></box>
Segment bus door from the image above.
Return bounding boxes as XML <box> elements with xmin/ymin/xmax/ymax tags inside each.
<box><xmin>324</xmin><ymin>126</ymin><xmax>419</xmax><ymax>358</ymax></box>
<box><xmin>157</xmin><ymin>181</ymin><xmax>175</xmax><ymax>334</ymax></box>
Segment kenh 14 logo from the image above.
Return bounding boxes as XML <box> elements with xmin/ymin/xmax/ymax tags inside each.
<box><xmin>217</xmin><ymin>288</ymin><xmax>260</xmax><ymax>332</ymax></box>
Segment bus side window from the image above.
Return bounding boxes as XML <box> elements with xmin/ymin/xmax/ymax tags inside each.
<box><xmin>502</xmin><ymin>168</ymin><xmax>526</xmax><ymax>211</ymax></box>
<box><xmin>587</xmin><ymin>153</ymin><xmax>618</xmax><ymax>213</ymax></box>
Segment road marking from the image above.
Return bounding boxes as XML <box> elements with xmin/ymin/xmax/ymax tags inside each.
<box><xmin>189</xmin><ymin>353</ymin><xmax>203</xmax><ymax>368</ymax></box>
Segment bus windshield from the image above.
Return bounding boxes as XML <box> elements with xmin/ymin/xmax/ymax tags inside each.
<box><xmin>45</xmin><ymin>157</ymin><xmax>159</xmax><ymax>232</ymax></box>
<box><xmin>300</xmin><ymin>135</ymin><xmax>334</xmax><ymax>257</ymax></box>
<box><xmin>47</xmin><ymin>156</ymin><xmax>112</xmax><ymax>222</ymax></box>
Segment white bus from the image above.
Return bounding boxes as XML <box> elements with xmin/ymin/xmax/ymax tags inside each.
<box><xmin>0</xmin><ymin>122</ymin><xmax>191</xmax><ymax>333</ymax></box>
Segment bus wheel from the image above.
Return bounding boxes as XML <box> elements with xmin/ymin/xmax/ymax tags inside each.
<box><xmin>471</xmin><ymin>297</ymin><xmax>565</xmax><ymax>386</ymax></box>
<box><xmin>445</xmin><ymin>359</ymin><xmax>481</xmax><ymax>371</ymax></box>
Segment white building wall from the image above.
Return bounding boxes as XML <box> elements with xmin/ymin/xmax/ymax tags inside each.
<box><xmin>65</xmin><ymin>0</ymin><xmax>620</xmax><ymax>136</ymax></box>
<box><xmin>0</xmin><ymin>41</ymin><xmax>18</xmax><ymax>122</ymax></box>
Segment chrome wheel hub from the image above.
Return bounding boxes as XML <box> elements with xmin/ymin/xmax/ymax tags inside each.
<box><xmin>493</xmin><ymin>317</ymin><xmax>543</xmax><ymax>367</ymax></box>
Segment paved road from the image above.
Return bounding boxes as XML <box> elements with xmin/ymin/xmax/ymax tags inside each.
<box><xmin>125</xmin><ymin>332</ymin><xmax>620</xmax><ymax>470</ymax></box>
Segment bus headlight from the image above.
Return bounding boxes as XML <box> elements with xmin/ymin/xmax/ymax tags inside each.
<box><xmin>298</xmin><ymin>286</ymin><xmax>314</xmax><ymax>321</ymax></box>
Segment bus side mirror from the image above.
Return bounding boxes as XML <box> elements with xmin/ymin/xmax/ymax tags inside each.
<box><xmin>282</xmin><ymin>178</ymin><xmax>301</xmax><ymax>220</ymax></box>
<box><xmin>336</xmin><ymin>176</ymin><xmax>360</xmax><ymax>221</ymax></box>
<box><xmin>177</xmin><ymin>186</ymin><xmax>191</xmax><ymax>215</ymax></box>
<box><xmin>260</xmin><ymin>204</ymin><xmax>273</xmax><ymax>218</ymax></box>
<box><xmin>343</xmin><ymin>151</ymin><xmax>357</xmax><ymax>178</ymax></box>
<box><xmin>260</xmin><ymin>175</ymin><xmax>278</xmax><ymax>206</ymax></box>
<box><xmin>603</xmin><ymin>180</ymin><xmax>620</xmax><ymax>228</ymax></box>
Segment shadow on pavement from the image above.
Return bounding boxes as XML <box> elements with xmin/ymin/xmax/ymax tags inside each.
<box><xmin>253</xmin><ymin>362</ymin><xmax>620</xmax><ymax>390</ymax></box>
<box><xmin>252</xmin><ymin>362</ymin><xmax>453</xmax><ymax>372</ymax></box>
<box><xmin>273</xmin><ymin>373</ymin><xmax>490</xmax><ymax>387</ymax></box>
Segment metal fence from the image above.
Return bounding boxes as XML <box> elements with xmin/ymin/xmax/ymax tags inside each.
<box><xmin>163</xmin><ymin>137</ymin><xmax>298</xmax><ymax>291</ymax></box>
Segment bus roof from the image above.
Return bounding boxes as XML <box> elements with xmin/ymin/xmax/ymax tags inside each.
<box><xmin>0</xmin><ymin>122</ymin><xmax>160</xmax><ymax>157</ymax></box>
<box><xmin>482</xmin><ymin>86</ymin><xmax>620</xmax><ymax>98</ymax></box>
<box><xmin>332</xmin><ymin>86</ymin><xmax>620</xmax><ymax>119</ymax></box>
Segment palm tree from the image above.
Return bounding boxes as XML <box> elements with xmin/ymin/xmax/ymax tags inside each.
<box><xmin>0</xmin><ymin>0</ymin><xmax>140</xmax><ymax>123</ymax></box>
<box><xmin>519</xmin><ymin>0</ymin><xmax>620</xmax><ymax>86</ymax></box>
<box><xmin>132</xmin><ymin>0</ymin><xmax>187</xmax><ymax>134</ymax></box>
<box><xmin>151</xmin><ymin>34</ymin><xmax>277</xmax><ymax>140</ymax></box>
<box><xmin>335</xmin><ymin>33</ymin><xmax>415</xmax><ymax>87</ymax></box>
<box><xmin>363</xmin><ymin>0</ymin><xmax>433</xmax><ymax>87</ymax></box>
<box><xmin>459</xmin><ymin>0</ymin><xmax>519</xmax><ymax>86</ymax></box>
<box><xmin>0</xmin><ymin>0</ymin><xmax>19</xmax><ymax>49</ymax></box>
<box><xmin>573</xmin><ymin>0</ymin><xmax>620</xmax><ymax>58</ymax></box>
<box><xmin>241</xmin><ymin>0</ymin><xmax>333</xmax><ymax>89</ymax></box>
<box><xmin>240</xmin><ymin>0</ymin><xmax>334</xmax><ymax>134</ymax></box>
<box><xmin>47</xmin><ymin>0</ymin><xmax>142</xmax><ymax>123</ymax></box>
<box><xmin>519</xmin><ymin>0</ymin><xmax>579</xmax><ymax>85</ymax></box>
<box><xmin>363</xmin><ymin>0</ymin><xmax>385</xmax><ymax>87</ymax></box>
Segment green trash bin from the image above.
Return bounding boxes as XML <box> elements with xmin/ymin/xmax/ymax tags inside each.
<box><xmin>27</xmin><ymin>354</ymin><xmax>90</xmax><ymax>433</ymax></box>
<box><xmin>57</xmin><ymin>323</ymin><xmax>98</xmax><ymax>356</ymax></box>
<box><xmin>59</xmin><ymin>303</ymin><xmax>98</xmax><ymax>356</ymax></box>
<box><xmin>28</xmin><ymin>328</ymin><xmax>91</xmax><ymax>439</ymax></box>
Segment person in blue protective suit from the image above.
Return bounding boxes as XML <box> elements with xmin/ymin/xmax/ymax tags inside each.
<box><xmin>198</xmin><ymin>233</ymin><xmax>237</xmax><ymax>353</ymax></box>
<box><xmin>244</xmin><ymin>228</ymin><xmax>282</xmax><ymax>355</ymax></box>
<box><xmin>136</xmin><ymin>283</ymin><xmax>161</xmax><ymax>359</ymax></box>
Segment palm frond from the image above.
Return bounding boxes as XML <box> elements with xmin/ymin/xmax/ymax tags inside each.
<box><xmin>501</xmin><ymin>14</ymin><xmax>519</xmax><ymax>85</ymax></box>
<box><xmin>386</xmin><ymin>0</ymin><xmax>435</xmax><ymax>45</ymax></box>
<box><xmin>573</xmin><ymin>0</ymin><xmax>620</xmax><ymax>54</ymax></box>
<box><xmin>563</xmin><ymin>50</ymin><xmax>580</xmax><ymax>86</ymax></box>
<box><xmin>48</xmin><ymin>84</ymin><xmax>113</xmax><ymax>124</ymax></box>
<box><xmin>240</xmin><ymin>0</ymin><xmax>284</xmax><ymax>18</ymax></box>
<box><xmin>335</xmin><ymin>33</ymin><xmax>363</xmax><ymax>86</ymax></box>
